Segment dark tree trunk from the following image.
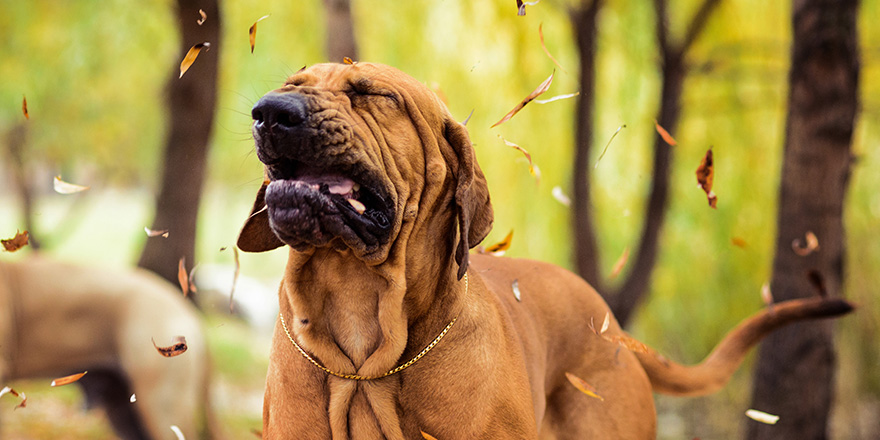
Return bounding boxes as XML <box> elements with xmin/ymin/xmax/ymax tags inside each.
<box><xmin>748</xmin><ymin>0</ymin><xmax>859</xmax><ymax>438</ymax></box>
<box><xmin>4</xmin><ymin>123</ymin><xmax>40</xmax><ymax>250</ymax></box>
<box><xmin>570</xmin><ymin>0</ymin><xmax>721</xmax><ymax>327</ymax></box>
<box><xmin>323</xmin><ymin>0</ymin><xmax>359</xmax><ymax>62</ymax></box>
<box><xmin>138</xmin><ymin>0</ymin><xmax>220</xmax><ymax>289</ymax></box>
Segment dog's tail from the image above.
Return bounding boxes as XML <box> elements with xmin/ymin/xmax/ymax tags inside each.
<box><xmin>633</xmin><ymin>297</ymin><xmax>853</xmax><ymax>397</ymax></box>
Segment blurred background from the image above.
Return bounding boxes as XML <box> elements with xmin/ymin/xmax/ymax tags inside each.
<box><xmin>0</xmin><ymin>0</ymin><xmax>877</xmax><ymax>438</ymax></box>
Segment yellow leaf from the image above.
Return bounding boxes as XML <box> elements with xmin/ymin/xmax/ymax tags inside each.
<box><xmin>22</xmin><ymin>95</ymin><xmax>29</xmax><ymax>120</ymax></box>
<box><xmin>51</xmin><ymin>371</ymin><xmax>88</xmax><ymax>387</ymax></box>
<box><xmin>420</xmin><ymin>431</ymin><xmax>439</xmax><ymax>440</ymax></box>
<box><xmin>485</xmin><ymin>230</ymin><xmax>514</xmax><ymax>254</ymax></box>
<box><xmin>695</xmin><ymin>148</ymin><xmax>717</xmax><ymax>209</ymax></box>
<box><xmin>179</xmin><ymin>42</ymin><xmax>210</xmax><ymax>78</ymax></box>
<box><xmin>565</xmin><ymin>372</ymin><xmax>604</xmax><ymax>401</ymax></box>
<box><xmin>654</xmin><ymin>119</ymin><xmax>677</xmax><ymax>146</ymax></box>
<box><xmin>538</xmin><ymin>23</ymin><xmax>566</xmax><ymax>73</ymax></box>
<box><xmin>249</xmin><ymin>15</ymin><xmax>270</xmax><ymax>54</ymax></box>
<box><xmin>609</xmin><ymin>247</ymin><xmax>629</xmax><ymax>279</ymax></box>
<box><xmin>491</xmin><ymin>71</ymin><xmax>554</xmax><ymax>128</ymax></box>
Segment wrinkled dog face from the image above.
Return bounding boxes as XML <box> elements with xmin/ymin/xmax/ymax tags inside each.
<box><xmin>249</xmin><ymin>63</ymin><xmax>415</xmax><ymax>259</ymax></box>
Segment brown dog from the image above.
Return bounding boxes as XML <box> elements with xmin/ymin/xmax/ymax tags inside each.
<box><xmin>0</xmin><ymin>257</ymin><xmax>215</xmax><ymax>440</ymax></box>
<box><xmin>237</xmin><ymin>62</ymin><xmax>852</xmax><ymax>439</ymax></box>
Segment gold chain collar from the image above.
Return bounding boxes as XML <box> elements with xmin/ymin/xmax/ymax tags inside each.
<box><xmin>279</xmin><ymin>272</ymin><xmax>466</xmax><ymax>381</ymax></box>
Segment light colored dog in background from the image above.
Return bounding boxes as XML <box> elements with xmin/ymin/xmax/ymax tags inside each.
<box><xmin>0</xmin><ymin>256</ymin><xmax>216</xmax><ymax>440</ymax></box>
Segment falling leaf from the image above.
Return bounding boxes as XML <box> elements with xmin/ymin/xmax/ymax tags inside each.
<box><xmin>462</xmin><ymin>108</ymin><xmax>475</xmax><ymax>126</ymax></box>
<box><xmin>595</xmin><ymin>125</ymin><xmax>626</xmax><ymax>169</ymax></box>
<box><xmin>512</xmin><ymin>279</ymin><xmax>522</xmax><ymax>302</ymax></box>
<box><xmin>792</xmin><ymin>231</ymin><xmax>819</xmax><ymax>256</ymax></box>
<box><xmin>499</xmin><ymin>136</ymin><xmax>540</xmax><ymax>184</ymax></box>
<box><xmin>51</xmin><ymin>371</ymin><xmax>88</xmax><ymax>387</ymax></box>
<box><xmin>604</xmin><ymin>334</ymin><xmax>651</xmax><ymax>354</ymax></box>
<box><xmin>178</xmin><ymin>257</ymin><xmax>190</xmax><ymax>297</ymax></box>
<box><xmin>485</xmin><ymin>230</ymin><xmax>514</xmax><ymax>254</ymax></box>
<box><xmin>421</xmin><ymin>431</ymin><xmax>439</xmax><ymax>440</ymax></box>
<box><xmin>533</xmin><ymin>92</ymin><xmax>579</xmax><ymax>104</ymax></box>
<box><xmin>249</xmin><ymin>15</ymin><xmax>270</xmax><ymax>54</ymax></box>
<box><xmin>171</xmin><ymin>425</ymin><xmax>186</xmax><ymax>440</ymax></box>
<box><xmin>2</xmin><ymin>230</ymin><xmax>29</xmax><ymax>252</ymax></box>
<box><xmin>152</xmin><ymin>336</ymin><xmax>188</xmax><ymax>358</ymax></box>
<box><xmin>565</xmin><ymin>372</ymin><xmax>604</xmax><ymax>401</ymax></box>
<box><xmin>806</xmin><ymin>269</ymin><xmax>827</xmax><ymax>297</ymax></box>
<box><xmin>491</xmin><ymin>71</ymin><xmax>554</xmax><ymax>128</ymax></box>
<box><xmin>219</xmin><ymin>246</ymin><xmax>228</xmax><ymax>252</ymax></box>
<box><xmin>654</xmin><ymin>119</ymin><xmax>677</xmax><ymax>146</ymax></box>
<box><xmin>516</xmin><ymin>0</ymin><xmax>542</xmax><ymax>15</ymax></box>
<box><xmin>731</xmin><ymin>237</ymin><xmax>748</xmax><ymax>248</ymax></box>
<box><xmin>695</xmin><ymin>149</ymin><xmax>717</xmax><ymax>209</ymax></box>
<box><xmin>342</xmin><ymin>56</ymin><xmax>356</xmax><ymax>65</ymax></box>
<box><xmin>0</xmin><ymin>386</ymin><xmax>27</xmax><ymax>409</ymax></box>
<box><xmin>609</xmin><ymin>247</ymin><xmax>630</xmax><ymax>279</ymax></box>
<box><xmin>130</xmin><ymin>394</ymin><xmax>137</xmax><ymax>403</ymax></box>
<box><xmin>179</xmin><ymin>42</ymin><xmax>210</xmax><ymax>78</ymax></box>
<box><xmin>538</xmin><ymin>23</ymin><xmax>566</xmax><ymax>73</ymax></box>
<box><xmin>761</xmin><ymin>282</ymin><xmax>774</xmax><ymax>306</ymax></box>
<box><xmin>197</xmin><ymin>9</ymin><xmax>207</xmax><ymax>25</ymax></box>
<box><xmin>251</xmin><ymin>429</ymin><xmax>263</xmax><ymax>438</ymax></box>
<box><xmin>22</xmin><ymin>95</ymin><xmax>29</xmax><ymax>119</ymax></box>
<box><xmin>229</xmin><ymin>247</ymin><xmax>240</xmax><ymax>313</ymax></box>
<box><xmin>746</xmin><ymin>409</ymin><xmax>780</xmax><ymax>425</ymax></box>
<box><xmin>552</xmin><ymin>186</ymin><xmax>571</xmax><ymax>207</ymax></box>
<box><xmin>145</xmin><ymin>227</ymin><xmax>169</xmax><ymax>238</ymax></box>
<box><xmin>53</xmin><ymin>175</ymin><xmax>90</xmax><ymax>194</ymax></box>
<box><xmin>600</xmin><ymin>312</ymin><xmax>610</xmax><ymax>335</ymax></box>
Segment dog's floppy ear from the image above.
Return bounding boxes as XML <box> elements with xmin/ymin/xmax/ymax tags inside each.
<box><xmin>237</xmin><ymin>180</ymin><xmax>284</xmax><ymax>253</ymax></box>
<box><xmin>445</xmin><ymin>119</ymin><xmax>494</xmax><ymax>280</ymax></box>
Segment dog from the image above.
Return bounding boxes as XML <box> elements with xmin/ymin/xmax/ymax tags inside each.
<box><xmin>0</xmin><ymin>257</ymin><xmax>216</xmax><ymax>440</ymax></box>
<box><xmin>236</xmin><ymin>62</ymin><xmax>853</xmax><ymax>439</ymax></box>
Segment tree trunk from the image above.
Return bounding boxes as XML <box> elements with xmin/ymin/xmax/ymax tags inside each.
<box><xmin>748</xmin><ymin>0</ymin><xmax>859</xmax><ymax>438</ymax></box>
<box><xmin>570</xmin><ymin>0</ymin><xmax>721</xmax><ymax>327</ymax></box>
<box><xmin>323</xmin><ymin>0</ymin><xmax>359</xmax><ymax>62</ymax></box>
<box><xmin>138</xmin><ymin>0</ymin><xmax>220</xmax><ymax>289</ymax></box>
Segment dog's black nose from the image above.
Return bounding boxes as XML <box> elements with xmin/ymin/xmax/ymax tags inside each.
<box><xmin>252</xmin><ymin>93</ymin><xmax>307</xmax><ymax>132</ymax></box>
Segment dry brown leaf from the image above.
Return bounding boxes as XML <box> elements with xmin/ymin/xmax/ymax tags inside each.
<box><xmin>0</xmin><ymin>386</ymin><xmax>27</xmax><ymax>409</ymax></box>
<box><xmin>178</xmin><ymin>257</ymin><xmax>190</xmax><ymax>297</ymax></box>
<box><xmin>249</xmin><ymin>15</ymin><xmax>270</xmax><ymax>54</ymax></box>
<box><xmin>51</xmin><ymin>371</ymin><xmax>88</xmax><ymax>387</ymax></box>
<box><xmin>533</xmin><ymin>92</ymin><xmax>579</xmax><ymax>104</ymax></box>
<box><xmin>565</xmin><ymin>372</ymin><xmax>604</xmax><ymax>401</ymax></box>
<box><xmin>53</xmin><ymin>175</ymin><xmax>90</xmax><ymax>194</ymax></box>
<box><xmin>152</xmin><ymin>336</ymin><xmax>188</xmax><ymax>358</ymax></box>
<box><xmin>197</xmin><ymin>9</ymin><xmax>207</xmax><ymax>25</ymax></box>
<box><xmin>654</xmin><ymin>119</ymin><xmax>677</xmax><ymax>146</ymax></box>
<box><xmin>746</xmin><ymin>409</ymin><xmax>779</xmax><ymax>425</ymax></box>
<box><xmin>538</xmin><ymin>23</ymin><xmax>566</xmax><ymax>73</ymax></box>
<box><xmin>491</xmin><ymin>71</ymin><xmax>554</xmax><ymax>128</ymax></box>
<box><xmin>144</xmin><ymin>227</ymin><xmax>169</xmax><ymax>238</ymax></box>
<box><xmin>230</xmin><ymin>247</ymin><xmax>241</xmax><ymax>313</ymax></box>
<box><xmin>731</xmin><ymin>237</ymin><xmax>748</xmax><ymax>248</ymax></box>
<box><xmin>792</xmin><ymin>231</ymin><xmax>819</xmax><ymax>256</ymax></box>
<box><xmin>609</xmin><ymin>247</ymin><xmax>630</xmax><ymax>279</ymax></box>
<box><xmin>342</xmin><ymin>56</ymin><xmax>356</xmax><ymax>65</ymax></box>
<box><xmin>551</xmin><ymin>186</ymin><xmax>571</xmax><ymax>207</ymax></box>
<box><xmin>2</xmin><ymin>230</ymin><xmax>29</xmax><ymax>252</ymax></box>
<box><xmin>512</xmin><ymin>279</ymin><xmax>522</xmax><ymax>302</ymax></box>
<box><xmin>499</xmin><ymin>136</ymin><xmax>541</xmax><ymax>184</ymax></box>
<box><xmin>595</xmin><ymin>125</ymin><xmax>626</xmax><ymax>169</ymax></box>
<box><xmin>179</xmin><ymin>42</ymin><xmax>210</xmax><ymax>78</ymax></box>
<box><xmin>516</xmin><ymin>0</ymin><xmax>542</xmax><ymax>15</ymax></box>
<box><xmin>695</xmin><ymin>149</ymin><xmax>717</xmax><ymax>209</ymax></box>
<box><xmin>421</xmin><ymin>431</ymin><xmax>439</xmax><ymax>440</ymax></box>
<box><xmin>806</xmin><ymin>269</ymin><xmax>827</xmax><ymax>297</ymax></box>
<box><xmin>22</xmin><ymin>95</ymin><xmax>29</xmax><ymax>120</ymax></box>
<box><xmin>485</xmin><ymin>230</ymin><xmax>514</xmax><ymax>254</ymax></box>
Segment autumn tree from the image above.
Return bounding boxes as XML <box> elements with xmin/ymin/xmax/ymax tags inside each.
<box><xmin>571</xmin><ymin>0</ymin><xmax>723</xmax><ymax>326</ymax></box>
<box><xmin>138</xmin><ymin>0</ymin><xmax>220</xmax><ymax>288</ymax></box>
<box><xmin>747</xmin><ymin>0</ymin><xmax>859</xmax><ymax>438</ymax></box>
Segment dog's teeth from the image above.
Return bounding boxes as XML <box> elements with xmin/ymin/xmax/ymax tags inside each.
<box><xmin>347</xmin><ymin>198</ymin><xmax>366</xmax><ymax>214</ymax></box>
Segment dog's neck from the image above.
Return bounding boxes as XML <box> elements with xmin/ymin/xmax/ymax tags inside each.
<box><xmin>279</xmin><ymin>244</ymin><xmax>462</xmax><ymax>378</ymax></box>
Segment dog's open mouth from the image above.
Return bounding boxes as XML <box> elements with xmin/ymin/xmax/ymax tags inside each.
<box><xmin>263</xmin><ymin>159</ymin><xmax>393</xmax><ymax>252</ymax></box>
